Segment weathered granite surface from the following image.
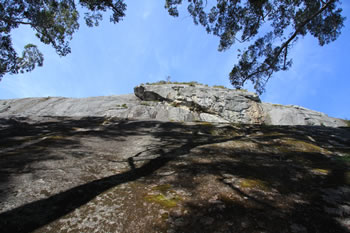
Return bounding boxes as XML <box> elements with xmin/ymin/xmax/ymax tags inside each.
<box><xmin>134</xmin><ymin>84</ymin><xmax>262</xmax><ymax>124</ymax></box>
<box><xmin>0</xmin><ymin>83</ymin><xmax>346</xmax><ymax>127</ymax></box>
<box><xmin>261</xmin><ymin>103</ymin><xmax>346</xmax><ymax>127</ymax></box>
<box><xmin>0</xmin><ymin>116</ymin><xmax>349</xmax><ymax>233</ymax></box>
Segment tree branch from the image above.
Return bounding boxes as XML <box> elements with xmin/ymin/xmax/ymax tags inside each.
<box><xmin>244</xmin><ymin>0</ymin><xmax>336</xmax><ymax>83</ymax></box>
<box><xmin>0</xmin><ymin>16</ymin><xmax>34</xmax><ymax>26</ymax></box>
<box><xmin>275</xmin><ymin>0</ymin><xmax>335</xmax><ymax>63</ymax></box>
<box><xmin>262</xmin><ymin>8</ymin><xmax>274</xmax><ymax>21</ymax></box>
<box><xmin>283</xmin><ymin>45</ymin><xmax>288</xmax><ymax>69</ymax></box>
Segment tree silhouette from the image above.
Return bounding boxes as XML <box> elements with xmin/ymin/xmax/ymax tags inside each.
<box><xmin>0</xmin><ymin>0</ymin><xmax>345</xmax><ymax>94</ymax></box>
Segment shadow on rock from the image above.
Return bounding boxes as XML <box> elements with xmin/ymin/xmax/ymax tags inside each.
<box><xmin>0</xmin><ymin>117</ymin><xmax>349</xmax><ymax>232</ymax></box>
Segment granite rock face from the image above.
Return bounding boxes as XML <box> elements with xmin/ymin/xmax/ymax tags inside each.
<box><xmin>1</xmin><ymin>117</ymin><xmax>350</xmax><ymax>233</ymax></box>
<box><xmin>0</xmin><ymin>83</ymin><xmax>346</xmax><ymax>127</ymax></box>
<box><xmin>261</xmin><ymin>103</ymin><xmax>346</xmax><ymax>127</ymax></box>
<box><xmin>134</xmin><ymin>84</ymin><xmax>263</xmax><ymax>124</ymax></box>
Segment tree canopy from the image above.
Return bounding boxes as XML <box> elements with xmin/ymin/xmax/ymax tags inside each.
<box><xmin>0</xmin><ymin>0</ymin><xmax>126</xmax><ymax>78</ymax></box>
<box><xmin>0</xmin><ymin>0</ymin><xmax>345</xmax><ymax>94</ymax></box>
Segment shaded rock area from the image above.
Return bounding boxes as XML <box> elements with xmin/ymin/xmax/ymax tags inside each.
<box><xmin>0</xmin><ymin>116</ymin><xmax>350</xmax><ymax>232</ymax></box>
<box><xmin>0</xmin><ymin>83</ymin><xmax>346</xmax><ymax>127</ymax></box>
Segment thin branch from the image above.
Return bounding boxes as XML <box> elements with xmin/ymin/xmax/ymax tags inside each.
<box><xmin>244</xmin><ymin>0</ymin><xmax>336</xmax><ymax>83</ymax></box>
<box><xmin>107</xmin><ymin>1</ymin><xmax>125</xmax><ymax>19</ymax></box>
<box><xmin>234</xmin><ymin>37</ymin><xmax>245</xmax><ymax>43</ymax></box>
<box><xmin>0</xmin><ymin>16</ymin><xmax>34</xmax><ymax>26</ymax></box>
<box><xmin>262</xmin><ymin>8</ymin><xmax>274</xmax><ymax>21</ymax></box>
<box><xmin>283</xmin><ymin>45</ymin><xmax>288</xmax><ymax>69</ymax></box>
<box><xmin>273</xmin><ymin>0</ymin><xmax>335</xmax><ymax>67</ymax></box>
<box><xmin>11</xmin><ymin>21</ymin><xmax>33</xmax><ymax>26</ymax></box>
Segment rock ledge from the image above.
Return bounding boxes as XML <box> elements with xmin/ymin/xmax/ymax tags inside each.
<box><xmin>0</xmin><ymin>83</ymin><xmax>346</xmax><ymax>127</ymax></box>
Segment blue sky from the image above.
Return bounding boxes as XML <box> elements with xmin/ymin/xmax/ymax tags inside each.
<box><xmin>0</xmin><ymin>1</ymin><xmax>349</xmax><ymax>119</ymax></box>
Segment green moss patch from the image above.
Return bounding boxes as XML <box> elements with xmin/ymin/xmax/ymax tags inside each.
<box><xmin>213</xmin><ymin>85</ymin><xmax>226</xmax><ymax>89</ymax></box>
<box><xmin>140</xmin><ymin>101</ymin><xmax>151</xmax><ymax>106</ymax></box>
<box><xmin>278</xmin><ymin>138</ymin><xmax>328</xmax><ymax>154</ymax></box>
<box><xmin>311</xmin><ymin>168</ymin><xmax>330</xmax><ymax>175</ymax></box>
<box><xmin>151</xmin><ymin>184</ymin><xmax>172</xmax><ymax>193</ymax></box>
<box><xmin>144</xmin><ymin>194</ymin><xmax>179</xmax><ymax>208</ymax></box>
<box><xmin>115</xmin><ymin>104</ymin><xmax>128</xmax><ymax>109</ymax></box>
<box><xmin>343</xmin><ymin>119</ymin><xmax>350</xmax><ymax>127</ymax></box>
<box><xmin>239</xmin><ymin>178</ymin><xmax>270</xmax><ymax>191</ymax></box>
<box><xmin>46</xmin><ymin>135</ymin><xmax>65</xmax><ymax>140</ymax></box>
<box><xmin>145</xmin><ymin>184</ymin><xmax>183</xmax><ymax>208</ymax></box>
<box><xmin>197</xmin><ymin>121</ymin><xmax>214</xmax><ymax>126</ymax></box>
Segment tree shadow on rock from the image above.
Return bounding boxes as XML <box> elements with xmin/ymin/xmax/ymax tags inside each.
<box><xmin>154</xmin><ymin>125</ymin><xmax>350</xmax><ymax>233</ymax></box>
<box><xmin>0</xmin><ymin>117</ymin><xmax>235</xmax><ymax>232</ymax></box>
<box><xmin>0</xmin><ymin>118</ymin><xmax>349</xmax><ymax>232</ymax></box>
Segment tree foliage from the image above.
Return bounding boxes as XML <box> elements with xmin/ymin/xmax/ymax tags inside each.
<box><xmin>0</xmin><ymin>0</ymin><xmax>345</xmax><ymax>94</ymax></box>
<box><xmin>165</xmin><ymin>0</ymin><xmax>345</xmax><ymax>94</ymax></box>
<box><xmin>0</xmin><ymin>0</ymin><xmax>126</xmax><ymax>79</ymax></box>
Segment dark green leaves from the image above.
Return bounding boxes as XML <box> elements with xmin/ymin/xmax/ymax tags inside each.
<box><xmin>79</xmin><ymin>0</ymin><xmax>126</xmax><ymax>23</ymax></box>
<box><xmin>0</xmin><ymin>38</ymin><xmax>43</xmax><ymax>79</ymax></box>
<box><xmin>84</xmin><ymin>12</ymin><xmax>103</xmax><ymax>27</ymax></box>
<box><xmin>31</xmin><ymin>0</ymin><xmax>80</xmax><ymax>56</ymax></box>
<box><xmin>17</xmin><ymin>44</ymin><xmax>44</xmax><ymax>74</ymax></box>
<box><xmin>0</xmin><ymin>34</ymin><xmax>17</xmax><ymax>78</ymax></box>
<box><xmin>0</xmin><ymin>0</ymin><xmax>127</xmax><ymax>79</ymax></box>
<box><xmin>0</xmin><ymin>0</ymin><xmax>345</xmax><ymax>93</ymax></box>
<box><xmin>165</xmin><ymin>0</ymin><xmax>345</xmax><ymax>94</ymax></box>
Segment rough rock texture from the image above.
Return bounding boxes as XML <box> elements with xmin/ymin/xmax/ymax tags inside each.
<box><xmin>0</xmin><ymin>116</ymin><xmax>349</xmax><ymax>233</ymax></box>
<box><xmin>134</xmin><ymin>84</ymin><xmax>263</xmax><ymax>124</ymax></box>
<box><xmin>261</xmin><ymin>103</ymin><xmax>346</xmax><ymax>127</ymax></box>
<box><xmin>0</xmin><ymin>83</ymin><xmax>346</xmax><ymax>127</ymax></box>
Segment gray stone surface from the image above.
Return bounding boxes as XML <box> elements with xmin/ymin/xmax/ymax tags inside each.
<box><xmin>0</xmin><ymin>83</ymin><xmax>346</xmax><ymax>127</ymax></box>
<box><xmin>261</xmin><ymin>103</ymin><xmax>346</xmax><ymax>127</ymax></box>
<box><xmin>0</xmin><ymin>117</ymin><xmax>349</xmax><ymax>232</ymax></box>
<box><xmin>134</xmin><ymin>84</ymin><xmax>262</xmax><ymax>124</ymax></box>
